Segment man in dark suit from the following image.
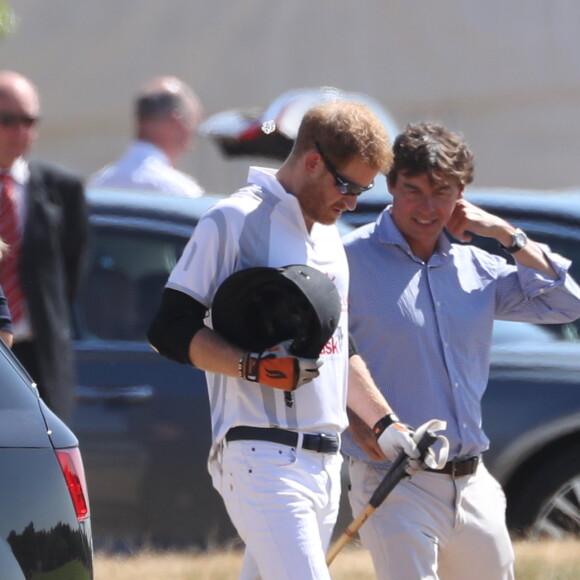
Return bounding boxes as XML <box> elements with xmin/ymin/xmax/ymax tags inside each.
<box><xmin>0</xmin><ymin>70</ymin><xmax>88</xmax><ymax>423</ymax></box>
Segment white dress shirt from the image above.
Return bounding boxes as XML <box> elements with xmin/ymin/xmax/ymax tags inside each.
<box><xmin>88</xmin><ymin>141</ymin><xmax>203</xmax><ymax>198</ymax></box>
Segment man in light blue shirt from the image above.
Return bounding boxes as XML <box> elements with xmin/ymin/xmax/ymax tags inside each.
<box><xmin>343</xmin><ymin>122</ymin><xmax>580</xmax><ymax>580</ymax></box>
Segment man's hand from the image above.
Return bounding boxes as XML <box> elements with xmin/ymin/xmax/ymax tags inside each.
<box><xmin>374</xmin><ymin>415</ymin><xmax>449</xmax><ymax>475</ymax></box>
<box><xmin>241</xmin><ymin>339</ymin><xmax>322</xmax><ymax>391</ymax></box>
<box><xmin>373</xmin><ymin>414</ymin><xmax>420</xmax><ymax>469</ymax></box>
<box><xmin>412</xmin><ymin>419</ymin><xmax>449</xmax><ymax>470</ymax></box>
<box><xmin>347</xmin><ymin>408</ymin><xmax>387</xmax><ymax>462</ymax></box>
<box><xmin>447</xmin><ymin>199</ymin><xmax>558</xmax><ymax>278</ymax></box>
<box><xmin>446</xmin><ymin>199</ymin><xmax>511</xmax><ymax>244</ymax></box>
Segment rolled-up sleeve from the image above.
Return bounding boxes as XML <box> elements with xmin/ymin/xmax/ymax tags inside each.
<box><xmin>500</xmin><ymin>245</ymin><xmax>580</xmax><ymax>323</ymax></box>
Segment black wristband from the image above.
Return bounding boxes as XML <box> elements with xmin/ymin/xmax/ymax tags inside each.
<box><xmin>373</xmin><ymin>413</ymin><xmax>400</xmax><ymax>439</ymax></box>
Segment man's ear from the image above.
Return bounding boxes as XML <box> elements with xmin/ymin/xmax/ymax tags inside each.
<box><xmin>457</xmin><ymin>186</ymin><xmax>464</xmax><ymax>199</ymax></box>
<box><xmin>304</xmin><ymin>150</ymin><xmax>322</xmax><ymax>176</ymax></box>
<box><xmin>386</xmin><ymin>174</ymin><xmax>396</xmax><ymax>194</ymax></box>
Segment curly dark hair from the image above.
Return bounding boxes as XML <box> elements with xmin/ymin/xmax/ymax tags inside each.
<box><xmin>388</xmin><ymin>122</ymin><xmax>474</xmax><ymax>187</ymax></box>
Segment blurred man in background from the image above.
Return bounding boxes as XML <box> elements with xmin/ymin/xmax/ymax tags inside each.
<box><xmin>89</xmin><ymin>75</ymin><xmax>204</xmax><ymax>197</ymax></box>
<box><xmin>0</xmin><ymin>70</ymin><xmax>88</xmax><ymax>423</ymax></box>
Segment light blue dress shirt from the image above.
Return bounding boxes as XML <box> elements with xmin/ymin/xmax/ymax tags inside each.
<box><xmin>342</xmin><ymin>206</ymin><xmax>580</xmax><ymax>464</ymax></box>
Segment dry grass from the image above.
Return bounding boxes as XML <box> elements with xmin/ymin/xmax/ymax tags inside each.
<box><xmin>514</xmin><ymin>539</ymin><xmax>580</xmax><ymax>580</ymax></box>
<box><xmin>94</xmin><ymin>539</ymin><xmax>580</xmax><ymax>579</ymax></box>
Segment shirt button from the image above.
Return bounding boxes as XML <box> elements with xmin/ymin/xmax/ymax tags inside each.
<box><xmin>454</xmin><ymin>382</ymin><xmax>459</xmax><ymax>388</ymax></box>
<box><xmin>462</xmin><ymin>423</ymin><xmax>467</xmax><ymax>429</ymax></box>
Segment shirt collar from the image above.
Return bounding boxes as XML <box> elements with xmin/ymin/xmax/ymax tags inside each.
<box><xmin>247</xmin><ymin>166</ymin><xmax>325</xmax><ymax>243</ymax></box>
<box><xmin>247</xmin><ymin>165</ymin><xmax>306</xmax><ymax>208</ymax></box>
<box><xmin>130</xmin><ymin>140</ymin><xmax>170</xmax><ymax>165</ymax></box>
<box><xmin>376</xmin><ymin>205</ymin><xmax>452</xmax><ymax>264</ymax></box>
<box><xmin>3</xmin><ymin>157</ymin><xmax>29</xmax><ymax>186</ymax></box>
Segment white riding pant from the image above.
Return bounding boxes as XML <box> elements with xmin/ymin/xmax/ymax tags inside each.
<box><xmin>348</xmin><ymin>458</ymin><xmax>515</xmax><ymax>580</ymax></box>
<box><xmin>210</xmin><ymin>438</ymin><xmax>342</xmax><ymax>580</ymax></box>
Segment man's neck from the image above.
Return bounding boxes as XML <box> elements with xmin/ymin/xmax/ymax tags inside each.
<box><xmin>0</xmin><ymin>158</ymin><xmax>16</xmax><ymax>171</ymax></box>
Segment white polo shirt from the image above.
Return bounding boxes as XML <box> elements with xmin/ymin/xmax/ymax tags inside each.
<box><xmin>167</xmin><ymin>167</ymin><xmax>350</xmax><ymax>446</ymax></box>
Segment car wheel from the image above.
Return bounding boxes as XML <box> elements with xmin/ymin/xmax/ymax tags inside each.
<box><xmin>511</xmin><ymin>447</ymin><xmax>580</xmax><ymax>539</ymax></box>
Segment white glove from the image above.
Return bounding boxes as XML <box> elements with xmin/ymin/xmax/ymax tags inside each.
<box><xmin>412</xmin><ymin>419</ymin><xmax>449</xmax><ymax>470</ymax></box>
<box><xmin>374</xmin><ymin>415</ymin><xmax>449</xmax><ymax>475</ymax></box>
<box><xmin>374</xmin><ymin>414</ymin><xmax>420</xmax><ymax>464</ymax></box>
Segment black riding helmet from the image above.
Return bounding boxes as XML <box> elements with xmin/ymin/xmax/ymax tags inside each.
<box><xmin>211</xmin><ymin>265</ymin><xmax>341</xmax><ymax>358</ymax></box>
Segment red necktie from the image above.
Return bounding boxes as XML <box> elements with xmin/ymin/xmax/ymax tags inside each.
<box><xmin>0</xmin><ymin>173</ymin><xmax>25</xmax><ymax>324</ymax></box>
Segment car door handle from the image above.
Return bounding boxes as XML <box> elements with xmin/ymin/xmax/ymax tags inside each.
<box><xmin>77</xmin><ymin>384</ymin><xmax>154</xmax><ymax>404</ymax></box>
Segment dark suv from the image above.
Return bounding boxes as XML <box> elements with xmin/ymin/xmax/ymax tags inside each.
<box><xmin>0</xmin><ymin>341</ymin><xmax>93</xmax><ymax>577</ymax></box>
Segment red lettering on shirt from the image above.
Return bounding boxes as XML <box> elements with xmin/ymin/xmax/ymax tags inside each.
<box><xmin>321</xmin><ymin>336</ymin><xmax>340</xmax><ymax>355</ymax></box>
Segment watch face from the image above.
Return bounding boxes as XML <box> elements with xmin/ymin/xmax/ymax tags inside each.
<box><xmin>504</xmin><ymin>228</ymin><xmax>528</xmax><ymax>253</ymax></box>
<box><xmin>514</xmin><ymin>230</ymin><xmax>527</xmax><ymax>248</ymax></box>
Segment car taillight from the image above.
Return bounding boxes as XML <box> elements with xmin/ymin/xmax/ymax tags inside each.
<box><xmin>55</xmin><ymin>448</ymin><xmax>90</xmax><ymax>521</ymax></box>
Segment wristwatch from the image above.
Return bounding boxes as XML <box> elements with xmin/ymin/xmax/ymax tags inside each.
<box><xmin>502</xmin><ymin>228</ymin><xmax>528</xmax><ymax>254</ymax></box>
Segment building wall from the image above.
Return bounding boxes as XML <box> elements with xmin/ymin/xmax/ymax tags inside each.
<box><xmin>2</xmin><ymin>1</ymin><xmax>580</xmax><ymax>194</ymax></box>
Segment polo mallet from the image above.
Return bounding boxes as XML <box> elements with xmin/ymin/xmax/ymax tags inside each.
<box><xmin>326</xmin><ymin>419</ymin><xmax>449</xmax><ymax>566</ymax></box>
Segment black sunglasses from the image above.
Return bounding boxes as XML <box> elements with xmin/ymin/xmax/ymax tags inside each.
<box><xmin>0</xmin><ymin>112</ymin><xmax>39</xmax><ymax>128</ymax></box>
<box><xmin>314</xmin><ymin>141</ymin><xmax>374</xmax><ymax>196</ymax></box>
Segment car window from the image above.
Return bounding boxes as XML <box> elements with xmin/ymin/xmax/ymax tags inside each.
<box><xmin>76</xmin><ymin>226</ymin><xmax>187</xmax><ymax>342</ymax></box>
<box><xmin>502</xmin><ymin>230</ymin><xmax>580</xmax><ymax>340</ymax></box>
<box><xmin>528</xmin><ymin>226</ymin><xmax>580</xmax><ymax>341</ymax></box>
<box><xmin>492</xmin><ymin>320</ymin><xmax>559</xmax><ymax>345</ymax></box>
<box><xmin>532</xmin><ymin>232</ymin><xmax>580</xmax><ymax>281</ymax></box>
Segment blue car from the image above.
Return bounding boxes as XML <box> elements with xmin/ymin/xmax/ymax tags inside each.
<box><xmin>72</xmin><ymin>189</ymin><xmax>234</xmax><ymax>548</ymax></box>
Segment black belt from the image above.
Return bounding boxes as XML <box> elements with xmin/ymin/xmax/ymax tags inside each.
<box><xmin>226</xmin><ymin>426</ymin><xmax>340</xmax><ymax>454</ymax></box>
<box><xmin>426</xmin><ymin>456</ymin><xmax>480</xmax><ymax>478</ymax></box>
